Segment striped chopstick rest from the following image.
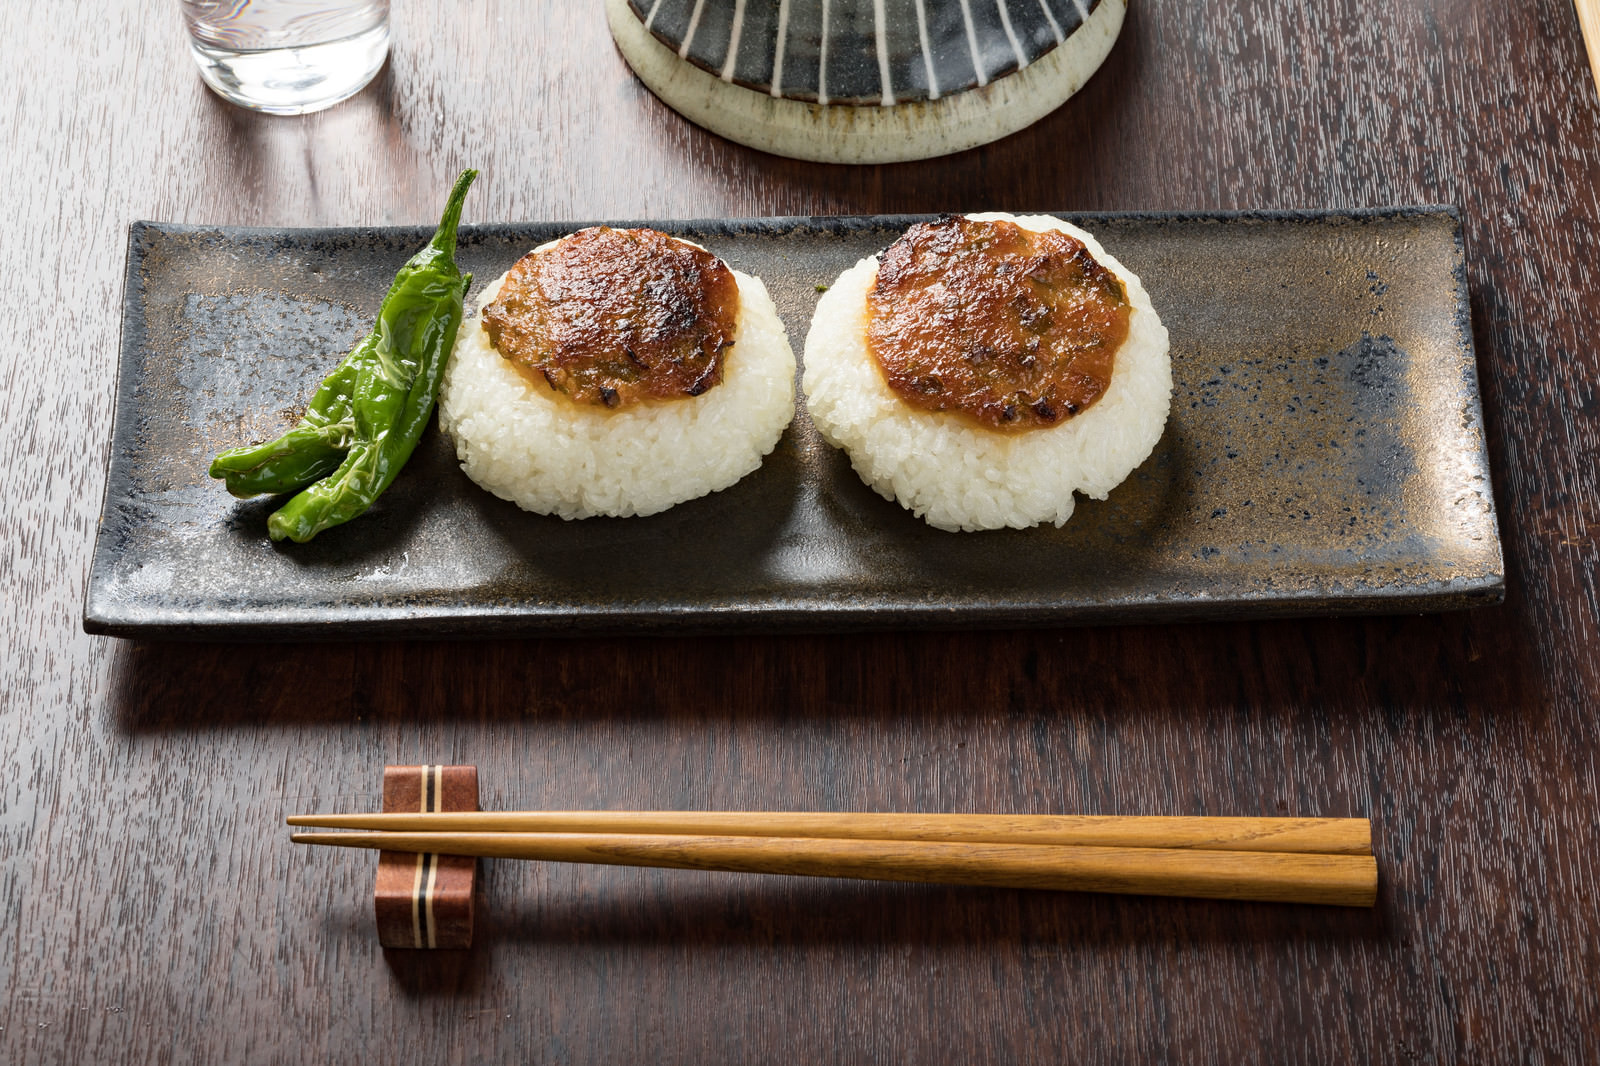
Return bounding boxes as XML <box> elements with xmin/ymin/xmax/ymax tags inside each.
<box><xmin>373</xmin><ymin>765</ymin><xmax>478</xmax><ymax>949</ymax></box>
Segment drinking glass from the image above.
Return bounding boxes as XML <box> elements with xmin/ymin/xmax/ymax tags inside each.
<box><xmin>179</xmin><ymin>0</ymin><xmax>390</xmax><ymax>115</ymax></box>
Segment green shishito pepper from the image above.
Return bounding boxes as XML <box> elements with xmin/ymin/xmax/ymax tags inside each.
<box><xmin>209</xmin><ymin>169</ymin><xmax>477</xmax><ymax>542</ymax></box>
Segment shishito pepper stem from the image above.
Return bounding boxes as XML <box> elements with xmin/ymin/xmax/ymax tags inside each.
<box><xmin>430</xmin><ymin>167</ymin><xmax>475</xmax><ymax>260</ymax></box>
<box><xmin>263</xmin><ymin>169</ymin><xmax>477</xmax><ymax>542</ymax></box>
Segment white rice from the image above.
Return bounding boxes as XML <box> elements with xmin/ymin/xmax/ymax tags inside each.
<box><xmin>801</xmin><ymin>212</ymin><xmax>1172</xmax><ymax>532</ymax></box>
<box><xmin>438</xmin><ymin>245</ymin><xmax>796</xmax><ymax>519</ymax></box>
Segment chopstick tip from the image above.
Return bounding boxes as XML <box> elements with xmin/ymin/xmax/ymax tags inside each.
<box><xmin>290</xmin><ymin>832</ymin><xmax>341</xmax><ymax>845</ymax></box>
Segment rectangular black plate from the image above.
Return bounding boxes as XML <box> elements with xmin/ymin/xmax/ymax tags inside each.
<box><xmin>85</xmin><ymin>209</ymin><xmax>1503</xmax><ymax>640</ymax></box>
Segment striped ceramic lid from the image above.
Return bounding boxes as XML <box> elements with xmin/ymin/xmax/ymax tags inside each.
<box><xmin>626</xmin><ymin>0</ymin><xmax>1108</xmax><ymax>106</ymax></box>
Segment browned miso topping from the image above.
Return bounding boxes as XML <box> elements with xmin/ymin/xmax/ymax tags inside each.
<box><xmin>481</xmin><ymin>226</ymin><xmax>740</xmax><ymax>407</ymax></box>
<box><xmin>866</xmin><ymin>216</ymin><xmax>1131</xmax><ymax>430</ymax></box>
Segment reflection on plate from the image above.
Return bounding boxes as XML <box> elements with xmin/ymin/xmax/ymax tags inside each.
<box><xmin>85</xmin><ymin>209</ymin><xmax>1502</xmax><ymax>639</ymax></box>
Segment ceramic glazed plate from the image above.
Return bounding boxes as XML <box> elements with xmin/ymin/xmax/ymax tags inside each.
<box><xmin>85</xmin><ymin>210</ymin><xmax>1503</xmax><ymax>639</ymax></box>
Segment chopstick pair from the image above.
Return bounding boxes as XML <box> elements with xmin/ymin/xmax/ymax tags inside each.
<box><xmin>290</xmin><ymin>811</ymin><xmax>1378</xmax><ymax>907</ymax></box>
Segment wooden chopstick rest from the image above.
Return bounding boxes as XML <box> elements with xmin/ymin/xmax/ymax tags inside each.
<box><xmin>372</xmin><ymin>765</ymin><xmax>478</xmax><ymax>950</ymax></box>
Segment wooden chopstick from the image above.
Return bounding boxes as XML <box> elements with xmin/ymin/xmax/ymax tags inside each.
<box><xmin>285</xmin><ymin>811</ymin><xmax>1371</xmax><ymax>855</ymax></box>
<box><xmin>1578</xmin><ymin>0</ymin><xmax>1600</xmax><ymax>102</ymax></box>
<box><xmin>290</xmin><ymin>830</ymin><xmax>1378</xmax><ymax>906</ymax></box>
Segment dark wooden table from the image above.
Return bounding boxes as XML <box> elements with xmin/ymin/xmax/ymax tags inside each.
<box><xmin>5</xmin><ymin>1</ymin><xmax>1598</xmax><ymax>1061</ymax></box>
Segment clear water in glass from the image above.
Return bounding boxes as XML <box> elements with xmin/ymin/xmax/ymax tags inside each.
<box><xmin>179</xmin><ymin>0</ymin><xmax>390</xmax><ymax>115</ymax></box>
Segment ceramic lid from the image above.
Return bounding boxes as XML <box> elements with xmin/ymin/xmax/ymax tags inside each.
<box><xmin>625</xmin><ymin>0</ymin><xmax>1107</xmax><ymax>105</ymax></box>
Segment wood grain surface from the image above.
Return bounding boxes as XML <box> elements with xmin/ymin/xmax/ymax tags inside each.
<box><xmin>2</xmin><ymin>1</ymin><xmax>1598</xmax><ymax>1062</ymax></box>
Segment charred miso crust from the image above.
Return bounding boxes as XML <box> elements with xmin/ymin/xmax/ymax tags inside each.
<box><xmin>483</xmin><ymin>227</ymin><xmax>740</xmax><ymax>408</ymax></box>
<box><xmin>866</xmin><ymin>216</ymin><xmax>1131</xmax><ymax>431</ymax></box>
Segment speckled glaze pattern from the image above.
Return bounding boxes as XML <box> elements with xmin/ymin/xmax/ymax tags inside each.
<box><xmin>627</xmin><ymin>0</ymin><xmax>1104</xmax><ymax>104</ymax></box>
<box><xmin>85</xmin><ymin>210</ymin><xmax>1502</xmax><ymax>639</ymax></box>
